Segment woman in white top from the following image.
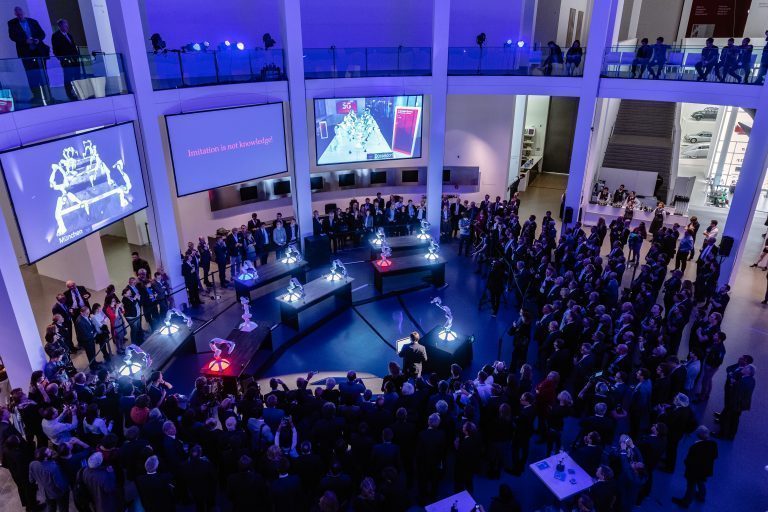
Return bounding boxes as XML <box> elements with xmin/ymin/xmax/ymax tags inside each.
<box><xmin>83</xmin><ymin>403</ymin><xmax>111</xmax><ymax>439</ymax></box>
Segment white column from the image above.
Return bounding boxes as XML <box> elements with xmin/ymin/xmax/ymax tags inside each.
<box><xmin>35</xmin><ymin>233</ymin><xmax>110</xmax><ymax>290</ymax></box>
<box><xmin>0</xmin><ymin>207</ymin><xmax>46</xmax><ymax>388</ymax></box>
<box><xmin>427</xmin><ymin>0</ymin><xmax>450</xmax><ymax>235</ymax></box>
<box><xmin>110</xmin><ymin>0</ymin><xmax>186</xmax><ymax>304</ymax></box>
<box><xmin>78</xmin><ymin>0</ymin><xmax>117</xmax><ymax>53</ymax></box>
<box><xmin>718</xmin><ymin>96</ymin><xmax>768</xmax><ymax>285</ymax></box>
<box><xmin>279</xmin><ymin>0</ymin><xmax>313</xmax><ymax>246</ymax></box>
<box><xmin>627</xmin><ymin>0</ymin><xmax>644</xmax><ymax>40</ymax></box>
<box><xmin>564</xmin><ymin>0</ymin><xmax>620</xmax><ymax>222</ymax></box>
<box><xmin>508</xmin><ymin>95</ymin><xmax>527</xmax><ymax>188</ymax></box>
<box><xmin>519</xmin><ymin>0</ymin><xmax>537</xmax><ymax>46</ymax></box>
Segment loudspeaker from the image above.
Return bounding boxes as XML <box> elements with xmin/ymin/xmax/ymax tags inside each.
<box><xmin>719</xmin><ymin>235</ymin><xmax>734</xmax><ymax>257</ymax></box>
<box><xmin>564</xmin><ymin>206</ymin><xmax>574</xmax><ymax>224</ymax></box>
<box><xmin>324</xmin><ymin>203</ymin><xmax>337</xmax><ymax>215</ymax></box>
<box><xmin>303</xmin><ymin>235</ymin><xmax>331</xmax><ymax>267</ymax></box>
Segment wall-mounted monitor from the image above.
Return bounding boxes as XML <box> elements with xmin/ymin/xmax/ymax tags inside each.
<box><xmin>401</xmin><ymin>170</ymin><xmax>419</xmax><ymax>183</ymax></box>
<box><xmin>370</xmin><ymin>170</ymin><xmax>387</xmax><ymax>184</ymax></box>
<box><xmin>310</xmin><ymin>176</ymin><xmax>324</xmax><ymax>191</ymax></box>
<box><xmin>239</xmin><ymin>185</ymin><xmax>260</xmax><ymax>202</ymax></box>
<box><xmin>0</xmin><ymin>122</ymin><xmax>147</xmax><ymax>263</ymax></box>
<box><xmin>314</xmin><ymin>95</ymin><xmax>423</xmax><ymax>165</ymax></box>
<box><xmin>166</xmin><ymin>103</ymin><xmax>288</xmax><ymax>197</ymax></box>
<box><xmin>273</xmin><ymin>179</ymin><xmax>291</xmax><ymax>195</ymax></box>
<box><xmin>338</xmin><ymin>173</ymin><xmax>356</xmax><ymax>187</ymax></box>
<box><xmin>442</xmin><ymin>169</ymin><xmax>451</xmax><ymax>183</ymax></box>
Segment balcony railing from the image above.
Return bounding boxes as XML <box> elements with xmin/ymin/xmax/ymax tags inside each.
<box><xmin>0</xmin><ymin>53</ymin><xmax>129</xmax><ymax>112</ymax></box>
<box><xmin>303</xmin><ymin>47</ymin><xmax>432</xmax><ymax>79</ymax></box>
<box><xmin>448</xmin><ymin>46</ymin><xmax>585</xmax><ymax>77</ymax></box>
<box><xmin>602</xmin><ymin>45</ymin><xmax>767</xmax><ymax>84</ymax></box>
<box><xmin>148</xmin><ymin>48</ymin><xmax>286</xmax><ymax>90</ymax></box>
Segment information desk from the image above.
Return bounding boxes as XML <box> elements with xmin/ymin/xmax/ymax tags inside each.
<box><xmin>371</xmin><ymin>254</ymin><xmax>446</xmax><ymax>292</ymax></box>
<box><xmin>199</xmin><ymin>323</ymin><xmax>273</xmax><ymax>394</ymax></box>
<box><xmin>583</xmin><ymin>202</ymin><xmax>688</xmax><ymax>231</ymax></box>
<box><xmin>421</xmin><ymin>325</ymin><xmax>473</xmax><ymax>376</ymax></box>
<box><xmin>425</xmin><ymin>491</ymin><xmax>478</xmax><ymax>512</ymax></box>
<box><xmin>141</xmin><ymin>325</ymin><xmax>195</xmax><ymax>371</ymax></box>
<box><xmin>276</xmin><ymin>276</ymin><xmax>354</xmax><ymax>330</ymax></box>
<box><xmin>233</xmin><ymin>259</ymin><xmax>308</xmax><ymax>301</ymax></box>
<box><xmin>529</xmin><ymin>452</ymin><xmax>594</xmax><ymax>502</ymax></box>
<box><xmin>369</xmin><ymin>235</ymin><xmax>429</xmax><ymax>260</ymax></box>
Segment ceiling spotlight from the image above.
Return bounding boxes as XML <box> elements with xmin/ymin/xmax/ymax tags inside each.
<box><xmin>224</xmin><ymin>40</ymin><xmax>231</xmax><ymax>47</ymax></box>
<box><xmin>236</xmin><ymin>42</ymin><xmax>245</xmax><ymax>51</ymax></box>
<box><xmin>517</xmin><ymin>40</ymin><xmax>525</xmax><ymax>48</ymax></box>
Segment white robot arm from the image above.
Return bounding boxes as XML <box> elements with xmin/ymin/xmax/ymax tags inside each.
<box><xmin>209</xmin><ymin>338</ymin><xmax>236</xmax><ymax>359</ymax></box>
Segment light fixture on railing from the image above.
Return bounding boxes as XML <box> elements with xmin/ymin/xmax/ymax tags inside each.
<box><xmin>517</xmin><ymin>40</ymin><xmax>525</xmax><ymax>48</ymax></box>
<box><xmin>504</xmin><ymin>39</ymin><xmax>513</xmax><ymax>48</ymax></box>
<box><xmin>236</xmin><ymin>42</ymin><xmax>245</xmax><ymax>51</ymax></box>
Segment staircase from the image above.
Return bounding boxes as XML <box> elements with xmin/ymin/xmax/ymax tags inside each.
<box><xmin>602</xmin><ymin>100</ymin><xmax>676</xmax><ymax>200</ymax></box>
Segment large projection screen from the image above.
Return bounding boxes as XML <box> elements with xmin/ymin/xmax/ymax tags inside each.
<box><xmin>1</xmin><ymin>122</ymin><xmax>147</xmax><ymax>264</ymax></box>
<box><xmin>314</xmin><ymin>95</ymin><xmax>423</xmax><ymax>166</ymax></box>
<box><xmin>166</xmin><ymin>103</ymin><xmax>288</xmax><ymax>197</ymax></box>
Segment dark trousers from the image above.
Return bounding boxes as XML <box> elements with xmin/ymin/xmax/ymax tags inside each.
<box><xmin>201</xmin><ymin>263</ymin><xmax>211</xmax><ymax>285</ymax></box>
<box><xmin>489</xmin><ymin>288</ymin><xmax>502</xmax><ymax>315</ymax></box>
<box><xmin>417</xmin><ymin>467</ymin><xmax>441</xmax><ymax>504</ymax></box>
<box><xmin>186</xmin><ymin>279</ymin><xmax>201</xmax><ymax>306</ymax></box>
<box><xmin>511</xmin><ymin>435</ymin><xmax>530</xmax><ymax>471</ymax></box>
<box><xmin>675</xmin><ymin>250</ymin><xmax>690</xmax><ymax>272</ymax></box>
<box><xmin>458</xmin><ymin>234</ymin><xmax>471</xmax><ymax>256</ymax></box>
<box><xmin>22</xmin><ymin>57</ymin><xmax>48</xmax><ymax>103</ymax></box>
<box><xmin>719</xmin><ymin>408</ymin><xmax>742</xmax><ymax>439</ymax></box>
<box><xmin>259</xmin><ymin>251</ymin><xmax>269</xmax><ymax>265</ymax></box>
<box><xmin>648</xmin><ymin>58</ymin><xmax>666</xmax><ymax>78</ymax></box>
<box><xmin>681</xmin><ymin>477</ymin><xmax>707</xmax><ymax>504</ymax></box>
<box><xmin>695</xmin><ymin>61</ymin><xmax>715</xmax><ymax>81</ymax></box>
<box><xmin>82</xmin><ymin>339</ymin><xmax>96</xmax><ymax>366</ymax></box>
<box><xmin>755</xmin><ymin>62</ymin><xmax>768</xmax><ymax>84</ymax></box>
<box><xmin>127</xmin><ymin>316</ymin><xmax>143</xmax><ymax>345</ymax></box>
<box><xmin>631</xmin><ymin>58</ymin><xmax>649</xmax><ymax>77</ymax></box>
<box><xmin>61</xmin><ymin>64</ymin><xmax>82</xmax><ymax>100</ymax></box>
<box><xmin>45</xmin><ymin>493</ymin><xmax>69</xmax><ymax>512</ymax></box>
<box><xmin>216</xmin><ymin>261</ymin><xmax>227</xmax><ymax>286</ymax></box>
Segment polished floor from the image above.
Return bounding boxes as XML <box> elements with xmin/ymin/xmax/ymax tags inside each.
<box><xmin>5</xmin><ymin>174</ymin><xmax>768</xmax><ymax>510</ymax></box>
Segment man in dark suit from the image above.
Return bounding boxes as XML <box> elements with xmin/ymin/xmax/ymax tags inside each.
<box><xmin>7</xmin><ymin>6</ymin><xmax>48</xmax><ymax>104</ymax></box>
<box><xmin>213</xmin><ymin>236</ymin><xmax>228</xmax><ymax>287</ymax></box>
<box><xmin>371</xmin><ymin>427</ymin><xmax>401</xmax><ymax>475</ymax></box>
<box><xmin>715</xmin><ymin>362</ymin><xmax>755</xmax><ymax>440</ymax></box>
<box><xmin>64</xmin><ymin>280</ymin><xmax>90</xmax><ymax>321</ymax></box>
<box><xmin>270</xmin><ymin>458</ymin><xmax>304</xmax><ymax>510</ymax></box>
<box><xmin>416</xmin><ymin>413</ymin><xmax>447</xmax><ymax>503</ymax></box>
<box><xmin>255</xmin><ymin>222</ymin><xmax>271</xmax><ymax>265</ymax></box>
<box><xmin>246</xmin><ymin>213</ymin><xmax>259</xmax><ymax>231</ymax></box>
<box><xmin>398</xmin><ymin>331</ymin><xmax>427</xmax><ymax>378</ymax></box>
<box><xmin>135</xmin><ymin>455</ymin><xmax>176</xmax><ymax>512</ymax></box>
<box><xmin>52</xmin><ymin>293</ymin><xmax>75</xmax><ymax>351</ymax></box>
<box><xmin>74</xmin><ymin>305</ymin><xmax>97</xmax><ymax>366</ymax></box>
<box><xmin>672</xmin><ymin>426</ymin><xmax>718</xmax><ymax>508</ymax></box>
<box><xmin>511</xmin><ymin>393</ymin><xmax>535</xmax><ymax>475</ymax></box>
<box><xmin>226</xmin><ymin>454</ymin><xmax>269</xmax><ymax>511</ymax></box>
<box><xmin>51</xmin><ymin>19</ymin><xmax>81</xmax><ymax>100</ymax></box>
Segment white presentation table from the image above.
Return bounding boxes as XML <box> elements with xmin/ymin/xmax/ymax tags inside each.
<box><xmin>529</xmin><ymin>452</ymin><xmax>594</xmax><ymax>502</ymax></box>
<box><xmin>425</xmin><ymin>491</ymin><xmax>478</xmax><ymax>512</ymax></box>
<box><xmin>583</xmin><ymin>203</ymin><xmax>688</xmax><ymax>231</ymax></box>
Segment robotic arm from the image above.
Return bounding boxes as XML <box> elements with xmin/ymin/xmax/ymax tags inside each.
<box><xmin>430</xmin><ymin>297</ymin><xmax>453</xmax><ymax>332</ymax></box>
<box><xmin>208</xmin><ymin>338</ymin><xmax>236</xmax><ymax>359</ymax></box>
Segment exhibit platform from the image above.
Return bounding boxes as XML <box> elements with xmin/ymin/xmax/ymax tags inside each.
<box><xmin>234</xmin><ymin>259</ymin><xmax>308</xmax><ymax>300</ymax></box>
<box><xmin>420</xmin><ymin>325</ymin><xmax>473</xmax><ymax>376</ymax></box>
<box><xmin>277</xmin><ymin>275</ymin><xmax>354</xmax><ymax>330</ymax></box>
<box><xmin>199</xmin><ymin>322</ymin><xmax>273</xmax><ymax>394</ymax></box>
<box><xmin>371</xmin><ymin>253</ymin><xmax>446</xmax><ymax>292</ymax></box>
<box><xmin>369</xmin><ymin>234</ymin><xmax>429</xmax><ymax>260</ymax></box>
<box><xmin>142</xmin><ymin>324</ymin><xmax>196</xmax><ymax>371</ymax></box>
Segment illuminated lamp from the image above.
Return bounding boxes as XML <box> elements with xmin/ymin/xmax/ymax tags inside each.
<box><xmin>371</xmin><ymin>227</ymin><xmax>386</xmax><ymax>246</ymax></box>
<box><xmin>517</xmin><ymin>40</ymin><xmax>525</xmax><ymax>48</ymax></box>
<box><xmin>236</xmin><ymin>42</ymin><xmax>245</xmax><ymax>51</ymax></box>
<box><xmin>208</xmin><ymin>338</ymin><xmax>236</xmax><ymax>373</ymax></box>
<box><xmin>118</xmin><ymin>346</ymin><xmax>151</xmax><ymax>378</ymax></box>
<box><xmin>424</xmin><ymin>240</ymin><xmax>440</xmax><ymax>260</ymax></box>
<box><xmin>376</xmin><ymin>243</ymin><xmax>392</xmax><ymax>267</ymax></box>
<box><xmin>431</xmin><ymin>297</ymin><xmax>457</xmax><ymax>341</ymax></box>
<box><xmin>281</xmin><ymin>278</ymin><xmax>305</xmax><ymax>302</ymax></box>
<box><xmin>159</xmin><ymin>308</ymin><xmax>192</xmax><ymax>335</ymax></box>
<box><xmin>325</xmin><ymin>259</ymin><xmax>347</xmax><ymax>281</ymax></box>
<box><xmin>238</xmin><ymin>260</ymin><xmax>258</xmax><ymax>281</ymax></box>
<box><xmin>416</xmin><ymin>219</ymin><xmax>432</xmax><ymax>240</ymax></box>
<box><xmin>280</xmin><ymin>245</ymin><xmax>301</xmax><ymax>264</ymax></box>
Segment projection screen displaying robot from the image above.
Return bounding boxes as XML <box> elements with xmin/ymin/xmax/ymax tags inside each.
<box><xmin>1</xmin><ymin>123</ymin><xmax>147</xmax><ymax>263</ymax></box>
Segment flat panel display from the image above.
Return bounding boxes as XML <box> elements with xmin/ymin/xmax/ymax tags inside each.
<box><xmin>314</xmin><ymin>95</ymin><xmax>423</xmax><ymax>165</ymax></box>
<box><xmin>1</xmin><ymin>122</ymin><xmax>147</xmax><ymax>263</ymax></box>
<box><xmin>339</xmin><ymin>173</ymin><xmax>356</xmax><ymax>187</ymax></box>
<box><xmin>370</xmin><ymin>170</ymin><xmax>387</xmax><ymax>184</ymax></box>
<box><xmin>310</xmin><ymin>176</ymin><xmax>324</xmax><ymax>191</ymax></box>
<box><xmin>401</xmin><ymin>170</ymin><xmax>419</xmax><ymax>183</ymax></box>
<box><xmin>273</xmin><ymin>179</ymin><xmax>291</xmax><ymax>195</ymax></box>
<box><xmin>166</xmin><ymin>103</ymin><xmax>288</xmax><ymax>196</ymax></box>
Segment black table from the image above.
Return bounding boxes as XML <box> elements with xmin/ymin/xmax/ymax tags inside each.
<box><xmin>369</xmin><ymin>235</ymin><xmax>430</xmax><ymax>260</ymax></box>
<box><xmin>277</xmin><ymin>276</ymin><xmax>354</xmax><ymax>330</ymax></box>
<box><xmin>234</xmin><ymin>259</ymin><xmax>308</xmax><ymax>300</ymax></box>
<box><xmin>371</xmin><ymin>254</ymin><xmax>446</xmax><ymax>292</ymax></box>
<box><xmin>200</xmin><ymin>323</ymin><xmax>273</xmax><ymax>394</ymax></box>
<box><xmin>420</xmin><ymin>325</ymin><xmax>473</xmax><ymax>376</ymax></box>
<box><xmin>141</xmin><ymin>325</ymin><xmax>195</xmax><ymax>371</ymax></box>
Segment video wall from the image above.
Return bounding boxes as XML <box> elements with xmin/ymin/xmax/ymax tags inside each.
<box><xmin>166</xmin><ymin>103</ymin><xmax>288</xmax><ymax>197</ymax></box>
<box><xmin>1</xmin><ymin>123</ymin><xmax>147</xmax><ymax>263</ymax></box>
<box><xmin>314</xmin><ymin>95</ymin><xmax>423</xmax><ymax>166</ymax></box>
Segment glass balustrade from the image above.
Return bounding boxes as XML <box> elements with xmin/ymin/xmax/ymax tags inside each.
<box><xmin>0</xmin><ymin>53</ymin><xmax>130</xmax><ymax>112</ymax></box>
<box><xmin>148</xmin><ymin>48</ymin><xmax>286</xmax><ymax>90</ymax></box>
<box><xmin>303</xmin><ymin>47</ymin><xmax>432</xmax><ymax>78</ymax></box>
<box><xmin>448</xmin><ymin>46</ymin><xmax>585</xmax><ymax>76</ymax></box>
<box><xmin>602</xmin><ymin>45</ymin><xmax>768</xmax><ymax>84</ymax></box>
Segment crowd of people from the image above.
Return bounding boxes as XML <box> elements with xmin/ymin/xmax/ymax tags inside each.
<box><xmin>10</xmin><ymin>186</ymin><xmax>759</xmax><ymax>511</ymax></box>
<box><xmin>625</xmin><ymin>33</ymin><xmax>768</xmax><ymax>84</ymax></box>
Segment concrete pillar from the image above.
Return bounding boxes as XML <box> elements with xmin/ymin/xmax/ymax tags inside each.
<box><xmin>427</xmin><ymin>0</ymin><xmax>450</xmax><ymax>236</ymax></box>
<box><xmin>564</xmin><ymin>0</ymin><xmax>620</xmax><ymax>222</ymax></box>
<box><xmin>0</xmin><ymin>205</ymin><xmax>46</xmax><ymax>388</ymax></box>
<box><xmin>718</xmin><ymin>95</ymin><xmax>768</xmax><ymax>285</ymax></box>
<box><xmin>279</xmin><ymin>0</ymin><xmax>313</xmax><ymax>246</ymax></box>
<box><xmin>77</xmin><ymin>0</ymin><xmax>116</xmax><ymax>53</ymax></box>
<box><xmin>124</xmin><ymin>209</ymin><xmax>149</xmax><ymax>246</ymax></box>
<box><xmin>110</xmin><ymin>0</ymin><xmax>186</xmax><ymax>304</ymax></box>
<box><xmin>36</xmin><ymin>233</ymin><xmax>110</xmax><ymax>290</ymax></box>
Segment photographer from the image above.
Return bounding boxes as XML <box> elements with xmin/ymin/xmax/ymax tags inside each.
<box><xmin>147</xmin><ymin>371</ymin><xmax>172</xmax><ymax>409</ymax></box>
<box><xmin>275</xmin><ymin>416</ymin><xmax>299</xmax><ymax>458</ymax></box>
<box><xmin>486</xmin><ymin>258</ymin><xmax>507</xmax><ymax>317</ymax></box>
